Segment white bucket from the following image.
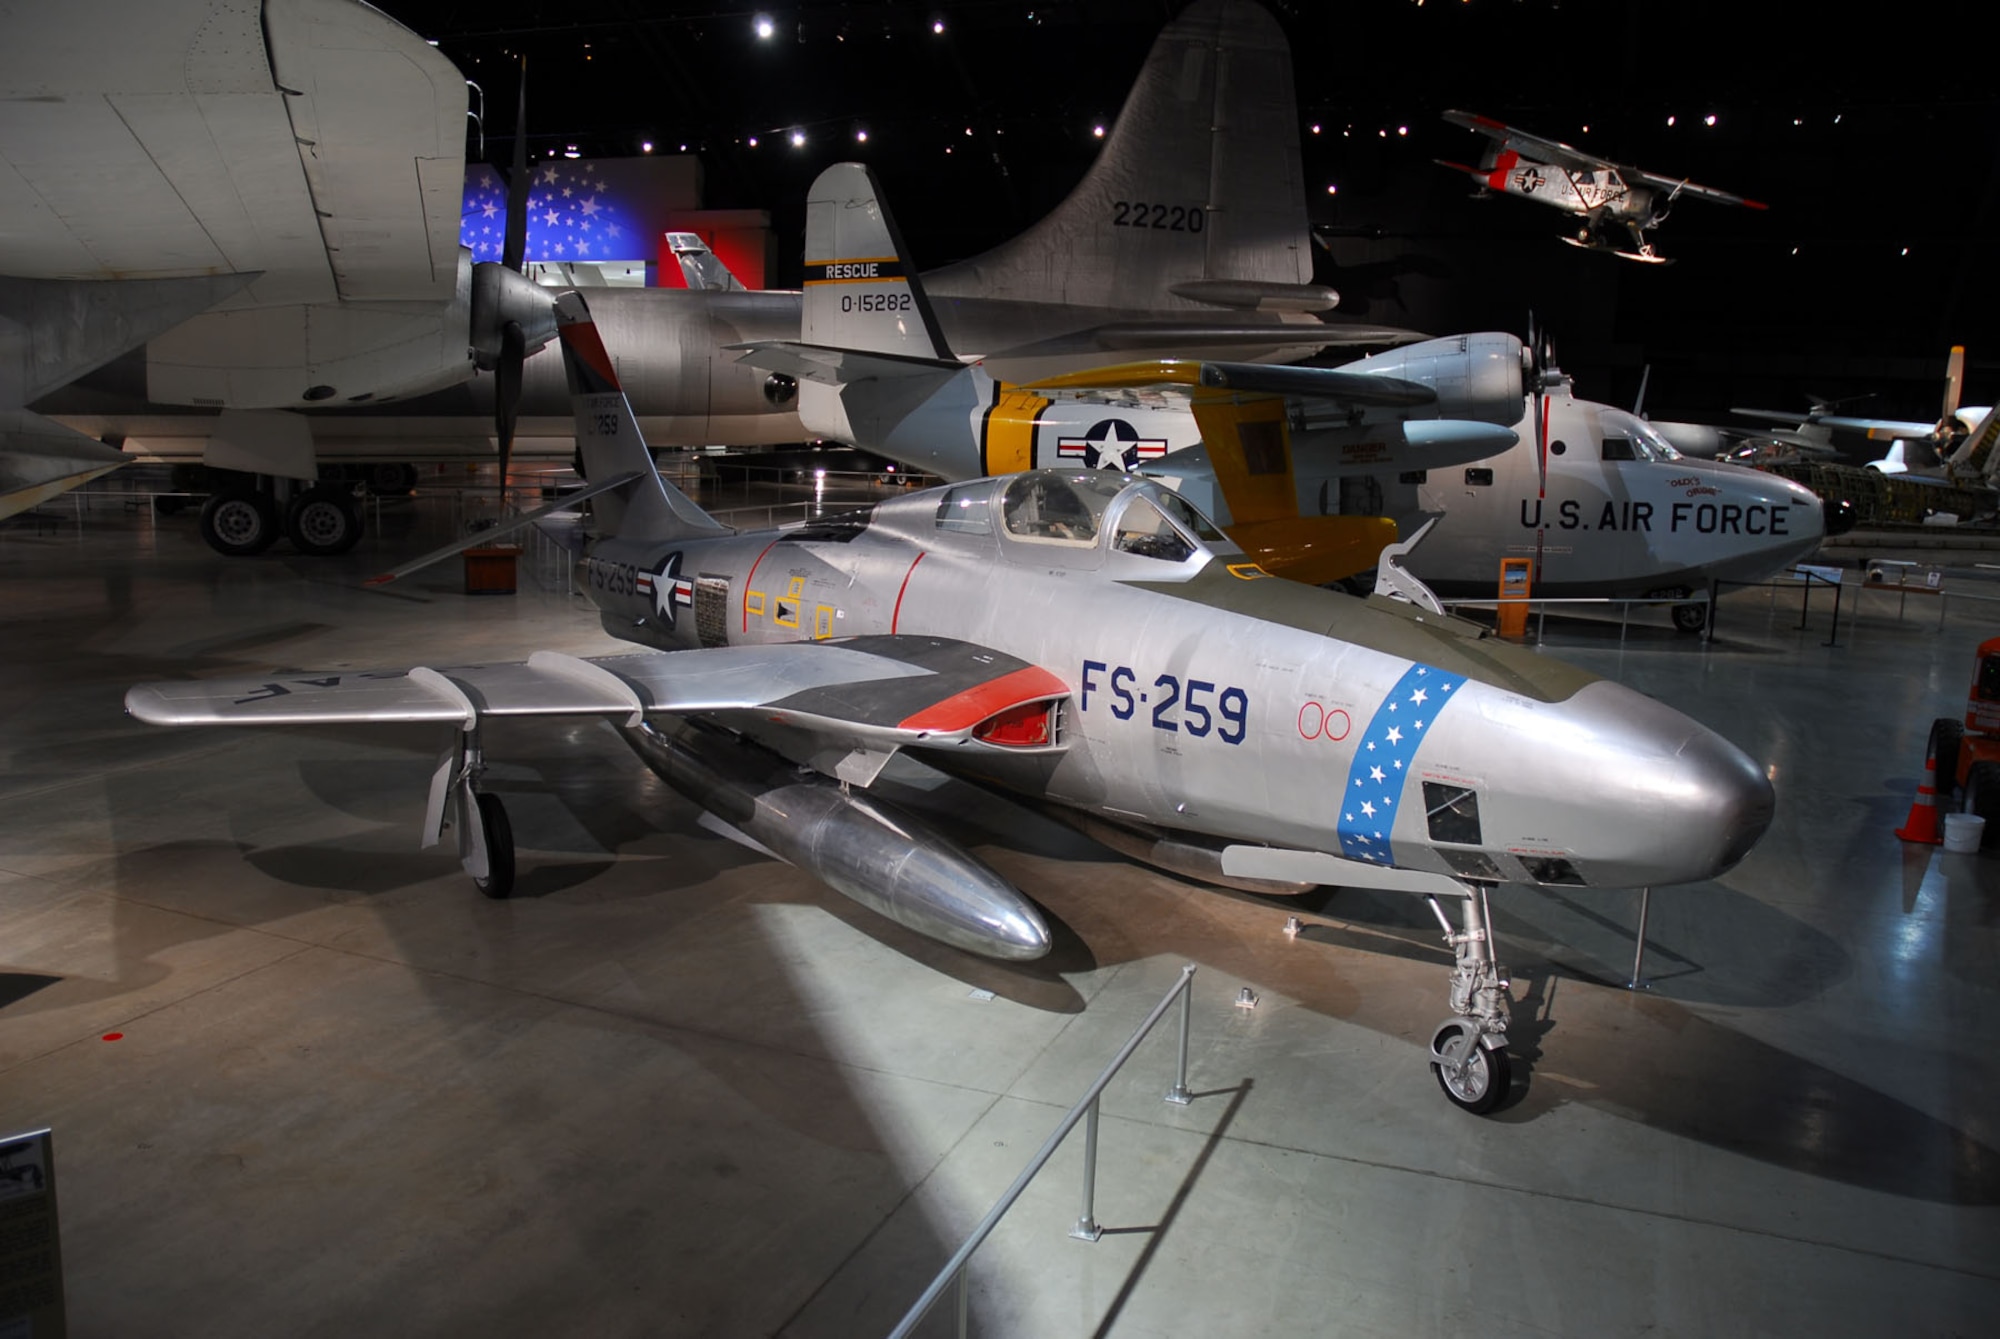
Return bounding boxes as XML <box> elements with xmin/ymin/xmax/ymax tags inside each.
<box><xmin>1943</xmin><ymin>813</ymin><xmax>1985</xmax><ymax>853</ymax></box>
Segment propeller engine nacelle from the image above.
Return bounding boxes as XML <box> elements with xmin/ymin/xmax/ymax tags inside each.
<box><xmin>1339</xmin><ymin>333</ymin><xmax>1524</xmax><ymax>426</ymax></box>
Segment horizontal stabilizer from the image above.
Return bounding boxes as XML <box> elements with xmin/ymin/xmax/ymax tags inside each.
<box><xmin>1</xmin><ymin>273</ymin><xmax>257</xmax><ymax>406</ymax></box>
<box><xmin>1025</xmin><ymin>360</ymin><xmax>1433</xmax><ymax>410</ymax></box>
<box><xmin>1169</xmin><ymin>280</ymin><xmax>1340</xmax><ymax>313</ymax></box>
<box><xmin>364</xmin><ymin>471</ymin><xmax>642</xmax><ymax>586</ymax></box>
<box><xmin>727</xmin><ymin>341</ymin><xmax>960</xmax><ymax>387</ymax></box>
<box><xmin>0</xmin><ymin>409</ymin><xmax>128</xmax><ymax>519</ymax></box>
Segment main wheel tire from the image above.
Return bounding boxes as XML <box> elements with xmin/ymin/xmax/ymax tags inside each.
<box><xmin>283</xmin><ymin>486</ymin><xmax>363</xmax><ymax>556</ymax></box>
<box><xmin>1963</xmin><ymin>762</ymin><xmax>2000</xmax><ymax>851</ymax></box>
<box><xmin>1671</xmin><ymin>603</ymin><xmax>1709</xmax><ymax>634</ymax></box>
<box><xmin>1430</xmin><ymin>1020</ymin><xmax>1511</xmax><ymax>1114</ymax></box>
<box><xmin>198</xmin><ymin>488</ymin><xmax>280</xmax><ymax>556</ymax></box>
<box><xmin>1928</xmin><ymin>717</ymin><xmax>1964</xmax><ymax>805</ymax></box>
<box><xmin>472</xmin><ymin>792</ymin><xmax>516</xmax><ymax>899</ymax></box>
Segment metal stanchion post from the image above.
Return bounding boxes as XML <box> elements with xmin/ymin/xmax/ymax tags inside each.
<box><xmin>955</xmin><ymin>1267</ymin><xmax>968</xmax><ymax>1339</ymax></box>
<box><xmin>1165</xmin><ymin>984</ymin><xmax>1192</xmax><ymax>1106</ymax></box>
<box><xmin>1627</xmin><ymin>886</ymin><xmax>1652</xmax><ymax>991</ymax></box>
<box><xmin>1070</xmin><ymin>1097</ymin><xmax>1103</xmax><ymax>1242</ymax></box>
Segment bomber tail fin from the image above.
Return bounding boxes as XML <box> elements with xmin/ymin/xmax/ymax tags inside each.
<box><xmin>919</xmin><ymin>0</ymin><xmax>1309</xmax><ymax>309</ymax></box>
<box><xmin>556</xmin><ymin>291</ymin><xmax>728</xmax><ymax>544</ymax></box>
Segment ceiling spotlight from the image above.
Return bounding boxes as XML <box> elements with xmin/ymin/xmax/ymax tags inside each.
<box><xmin>1092</xmin><ymin>124</ymin><xmax>1105</xmax><ymax>138</ymax></box>
<box><xmin>1326</xmin><ymin>184</ymin><xmax>1337</xmax><ymax>195</ymax></box>
<box><xmin>933</xmin><ymin>19</ymin><xmax>946</xmax><ymax>34</ymax></box>
<box><xmin>791</xmin><ymin>130</ymin><xmax>806</xmax><ymax>148</ymax></box>
<box><xmin>1397</xmin><ymin>125</ymin><xmax>1407</xmax><ymax>136</ymax></box>
<box><xmin>856</xmin><ymin>129</ymin><xmax>868</xmax><ymax>143</ymax></box>
<box><xmin>747</xmin><ymin>136</ymin><xmax>759</xmax><ymax>147</ymax></box>
<box><xmin>755</xmin><ymin>16</ymin><xmax>774</xmax><ymax>40</ymax></box>
<box><xmin>1311</xmin><ymin>123</ymin><xmax>1321</xmax><ymax>134</ymax></box>
<box><xmin>1704</xmin><ymin>114</ymin><xmax>1718</xmax><ymax>127</ymax></box>
<box><xmin>563</xmin><ymin>144</ymin><xmax>580</xmax><ymax>159</ymax></box>
<box><xmin>641</xmin><ymin>140</ymin><xmax>653</xmax><ymax>153</ymax></box>
<box><xmin>1666</xmin><ymin>115</ymin><xmax>1676</xmax><ymax>127</ymax></box>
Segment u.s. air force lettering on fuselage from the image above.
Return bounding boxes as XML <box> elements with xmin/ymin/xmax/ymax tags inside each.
<box><xmin>1519</xmin><ymin>497</ymin><xmax>1794</xmax><ymax>535</ymax></box>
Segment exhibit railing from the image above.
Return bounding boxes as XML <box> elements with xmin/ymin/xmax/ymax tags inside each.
<box><xmin>887</xmin><ymin>963</ymin><xmax>1200</xmax><ymax>1339</ymax></box>
<box><xmin>1440</xmin><ymin>593</ymin><xmax>1713</xmax><ymax>646</ymax></box>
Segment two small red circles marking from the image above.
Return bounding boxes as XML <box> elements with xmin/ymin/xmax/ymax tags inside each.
<box><xmin>1296</xmin><ymin>703</ymin><xmax>1351</xmax><ymax>741</ymax></box>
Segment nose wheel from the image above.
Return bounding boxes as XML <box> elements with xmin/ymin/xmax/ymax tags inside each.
<box><xmin>1430</xmin><ymin>1019</ymin><xmax>1511</xmax><ymax>1114</ymax></box>
<box><xmin>1425</xmin><ymin>885</ymin><xmax>1513</xmax><ymax>1113</ymax></box>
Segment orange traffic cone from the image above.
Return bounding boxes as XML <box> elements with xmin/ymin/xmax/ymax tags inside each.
<box><xmin>1895</xmin><ymin>736</ymin><xmax>1945</xmax><ymax>843</ymax></box>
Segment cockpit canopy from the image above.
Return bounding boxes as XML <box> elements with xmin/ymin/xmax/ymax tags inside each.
<box><xmin>932</xmin><ymin>469</ymin><xmax>1237</xmax><ymax>566</ymax></box>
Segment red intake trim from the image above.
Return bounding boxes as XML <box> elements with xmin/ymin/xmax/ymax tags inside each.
<box><xmin>898</xmin><ymin>666</ymin><xmax>1070</xmax><ymax>734</ymax></box>
<box><xmin>975</xmin><ymin>700</ymin><xmax>1055</xmax><ymax>748</ymax></box>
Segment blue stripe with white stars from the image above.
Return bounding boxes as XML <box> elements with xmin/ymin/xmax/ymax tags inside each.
<box><xmin>1336</xmin><ymin>662</ymin><xmax>1468</xmax><ymax>866</ymax></box>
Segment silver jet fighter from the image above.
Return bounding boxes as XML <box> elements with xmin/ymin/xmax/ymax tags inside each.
<box><xmin>126</xmin><ymin>292</ymin><xmax>1776</xmax><ymax>1114</ymax></box>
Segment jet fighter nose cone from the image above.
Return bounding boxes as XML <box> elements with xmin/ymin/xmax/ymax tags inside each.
<box><xmin>1674</xmin><ymin>726</ymin><xmax>1776</xmax><ymax>877</ymax></box>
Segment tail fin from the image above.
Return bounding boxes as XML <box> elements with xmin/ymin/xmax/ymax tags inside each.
<box><xmin>555</xmin><ymin>291</ymin><xmax>728</xmax><ymax>542</ymax></box>
<box><xmin>662</xmin><ymin>233</ymin><xmax>748</xmax><ymax>292</ymax></box>
<box><xmin>802</xmin><ymin>163</ymin><xmax>955</xmax><ymax>359</ymax></box>
<box><xmin>920</xmin><ymin>0</ymin><xmax>1309</xmax><ymax>308</ymax></box>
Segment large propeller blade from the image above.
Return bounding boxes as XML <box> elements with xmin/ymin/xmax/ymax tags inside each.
<box><xmin>1938</xmin><ymin>345</ymin><xmax>1966</xmax><ymax>441</ymax></box>
<box><xmin>1524</xmin><ymin>312</ymin><xmax>1555</xmax><ymax>498</ymax></box>
<box><xmin>494</xmin><ymin>55</ymin><xmax>531</xmax><ymax>514</ymax></box>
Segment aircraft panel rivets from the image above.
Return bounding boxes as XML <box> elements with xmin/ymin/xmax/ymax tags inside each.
<box><xmin>1234</xmin><ymin>987</ymin><xmax>1258</xmax><ymax>1010</ymax></box>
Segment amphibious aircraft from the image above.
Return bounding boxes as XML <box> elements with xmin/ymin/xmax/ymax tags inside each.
<box><xmin>1437</xmin><ymin>111</ymin><xmax>1767</xmax><ymax>263</ymax></box>
<box><xmin>40</xmin><ymin>0</ymin><xmax>1412</xmax><ymax>556</ymax></box>
<box><xmin>127</xmin><ymin>291</ymin><xmax>1776</xmax><ymax>1114</ymax></box>
<box><xmin>731</xmin><ymin>162</ymin><xmax>1517</xmax><ymax>584</ymax></box>
<box><xmin>1322</xmin><ymin>350</ymin><xmax>1831</xmax><ymax>631</ymax></box>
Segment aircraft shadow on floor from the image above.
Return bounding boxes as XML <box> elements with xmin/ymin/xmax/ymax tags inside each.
<box><xmin>95</xmin><ymin>718</ymin><xmax>1997</xmax><ymax>1207</ymax></box>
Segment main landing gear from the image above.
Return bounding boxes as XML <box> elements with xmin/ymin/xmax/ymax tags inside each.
<box><xmin>426</xmin><ymin>723</ymin><xmax>516</xmax><ymax>899</ymax></box>
<box><xmin>1424</xmin><ymin>885</ymin><xmax>1512</xmax><ymax>1114</ymax></box>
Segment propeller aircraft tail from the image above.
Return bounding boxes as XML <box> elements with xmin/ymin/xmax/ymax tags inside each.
<box><xmin>918</xmin><ymin>0</ymin><xmax>1313</xmax><ymax>310</ymax></box>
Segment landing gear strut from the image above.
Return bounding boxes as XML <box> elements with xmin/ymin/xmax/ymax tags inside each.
<box><xmin>425</xmin><ymin>723</ymin><xmax>515</xmax><ymax>899</ymax></box>
<box><xmin>1425</xmin><ymin>885</ymin><xmax>1512</xmax><ymax>1114</ymax></box>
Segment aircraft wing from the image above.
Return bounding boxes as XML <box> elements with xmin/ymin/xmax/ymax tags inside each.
<box><xmin>127</xmin><ymin>636</ymin><xmax>1071</xmax><ymax>778</ymax></box>
<box><xmin>1732</xmin><ymin>408</ymin><xmax>1933</xmax><ymax>439</ymax></box>
<box><xmin>0</xmin><ymin>0</ymin><xmax>467</xmax><ymax>309</ymax></box>
<box><xmin>1025</xmin><ymin>359</ymin><xmax>1435</xmax><ymax>411</ymax></box>
<box><xmin>1442</xmin><ymin>111</ymin><xmax>1612</xmax><ymax>174</ymax></box>
<box><xmin>1620</xmin><ymin>170</ymin><xmax>1767</xmax><ymax>210</ymax></box>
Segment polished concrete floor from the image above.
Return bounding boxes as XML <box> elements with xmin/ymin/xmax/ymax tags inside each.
<box><xmin>3</xmin><ymin>490</ymin><xmax>1998</xmax><ymax>1337</ymax></box>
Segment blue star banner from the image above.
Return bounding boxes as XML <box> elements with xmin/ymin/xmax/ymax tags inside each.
<box><xmin>1335</xmin><ymin>662</ymin><xmax>1469</xmax><ymax>866</ymax></box>
<box><xmin>461</xmin><ymin>163</ymin><xmax>636</xmax><ymax>264</ymax></box>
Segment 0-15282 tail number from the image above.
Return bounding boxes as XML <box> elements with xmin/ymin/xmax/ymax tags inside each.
<box><xmin>1080</xmin><ymin>661</ymin><xmax>1246</xmax><ymax>744</ymax></box>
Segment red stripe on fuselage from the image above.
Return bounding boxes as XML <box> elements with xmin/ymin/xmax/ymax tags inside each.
<box><xmin>889</xmin><ymin>552</ymin><xmax>925</xmax><ymax>633</ymax></box>
<box><xmin>897</xmin><ymin>665</ymin><xmax>1071</xmax><ymax>734</ymax></box>
<box><xmin>742</xmin><ymin>538</ymin><xmax>781</xmax><ymax>632</ymax></box>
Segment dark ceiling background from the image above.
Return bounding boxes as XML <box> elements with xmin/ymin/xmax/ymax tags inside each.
<box><xmin>377</xmin><ymin>0</ymin><xmax>1997</xmax><ymax>428</ymax></box>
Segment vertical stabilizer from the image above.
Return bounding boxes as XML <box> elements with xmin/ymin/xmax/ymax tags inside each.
<box><xmin>920</xmin><ymin>0</ymin><xmax>1309</xmax><ymax>308</ymax></box>
<box><xmin>802</xmin><ymin>163</ymin><xmax>954</xmax><ymax>359</ymax></box>
<box><xmin>555</xmin><ymin>291</ymin><xmax>727</xmax><ymax>543</ymax></box>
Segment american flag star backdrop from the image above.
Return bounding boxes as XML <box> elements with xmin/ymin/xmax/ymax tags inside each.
<box><xmin>461</xmin><ymin>163</ymin><xmax>638</xmax><ymax>264</ymax></box>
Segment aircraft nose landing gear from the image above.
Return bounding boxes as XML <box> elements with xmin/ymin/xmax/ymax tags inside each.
<box><xmin>1425</xmin><ymin>885</ymin><xmax>1513</xmax><ymax>1114</ymax></box>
